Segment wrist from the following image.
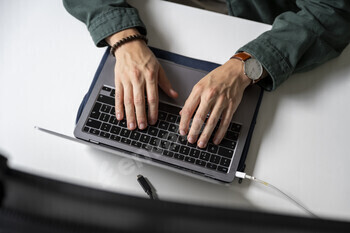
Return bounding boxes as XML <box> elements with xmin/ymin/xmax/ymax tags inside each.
<box><xmin>225</xmin><ymin>59</ymin><xmax>252</xmax><ymax>88</ymax></box>
<box><xmin>106</xmin><ymin>28</ymin><xmax>141</xmax><ymax>46</ymax></box>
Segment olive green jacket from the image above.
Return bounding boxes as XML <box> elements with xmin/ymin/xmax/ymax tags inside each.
<box><xmin>63</xmin><ymin>0</ymin><xmax>350</xmax><ymax>91</ymax></box>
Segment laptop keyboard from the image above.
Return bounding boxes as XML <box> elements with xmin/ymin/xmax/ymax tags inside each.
<box><xmin>83</xmin><ymin>86</ymin><xmax>241</xmax><ymax>173</ymax></box>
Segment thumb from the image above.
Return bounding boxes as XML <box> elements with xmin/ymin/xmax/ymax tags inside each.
<box><xmin>158</xmin><ymin>65</ymin><xmax>178</xmax><ymax>99</ymax></box>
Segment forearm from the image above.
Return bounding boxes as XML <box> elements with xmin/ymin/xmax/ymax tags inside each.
<box><xmin>63</xmin><ymin>0</ymin><xmax>146</xmax><ymax>47</ymax></box>
<box><xmin>238</xmin><ymin>0</ymin><xmax>350</xmax><ymax>91</ymax></box>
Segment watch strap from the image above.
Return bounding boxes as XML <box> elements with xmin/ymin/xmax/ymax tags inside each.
<box><xmin>230</xmin><ymin>52</ymin><xmax>251</xmax><ymax>61</ymax></box>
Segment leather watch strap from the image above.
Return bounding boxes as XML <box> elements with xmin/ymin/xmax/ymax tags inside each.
<box><xmin>230</xmin><ymin>52</ymin><xmax>251</xmax><ymax>61</ymax></box>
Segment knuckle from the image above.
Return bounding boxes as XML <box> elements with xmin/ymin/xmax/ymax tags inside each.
<box><xmin>204</xmin><ymin>87</ymin><xmax>218</xmax><ymax>101</ymax></box>
<box><xmin>124</xmin><ymin>97</ymin><xmax>133</xmax><ymax>105</ymax></box>
<box><xmin>147</xmin><ymin>96</ymin><xmax>158</xmax><ymax>104</ymax></box>
<box><xmin>134</xmin><ymin>96</ymin><xmax>144</xmax><ymax>105</ymax></box>
<box><xmin>194</xmin><ymin>114</ymin><xmax>206</xmax><ymax>124</ymax></box>
<box><xmin>181</xmin><ymin>108</ymin><xmax>192</xmax><ymax>116</ymax></box>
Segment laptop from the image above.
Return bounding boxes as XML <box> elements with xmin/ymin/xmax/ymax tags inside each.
<box><xmin>73</xmin><ymin>47</ymin><xmax>263</xmax><ymax>183</ymax></box>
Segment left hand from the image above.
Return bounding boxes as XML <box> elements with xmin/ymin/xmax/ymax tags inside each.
<box><xmin>179</xmin><ymin>58</ymin><xmax>251</xmax><ymax>148</ymax></box>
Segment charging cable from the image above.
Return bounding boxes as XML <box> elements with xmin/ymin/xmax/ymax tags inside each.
<box><xmin>235</xmin><ymin>171</ymin><xmax>318</xmax><ymax>218</ymax></box>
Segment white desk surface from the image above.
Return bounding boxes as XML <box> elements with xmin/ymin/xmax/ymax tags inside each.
<box><xmin>1</xmin><ymin>0</ymin><xmax>350</xmax><ymax>221</ymax></box>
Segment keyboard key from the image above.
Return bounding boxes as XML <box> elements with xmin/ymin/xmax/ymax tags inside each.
<box><xmin>206</xmin><ymin>163</ymin><xmax>217</xmax><ymax>170</ymax></box>
<box><xmin>101</xmin><ymin>104</ymin><xmax>111</xmax><ymax>113</ymax></box>
<box><xmin>168</xmin><ymin>123</ymin><xmax>178</xmax><ymax>132</ymax></box>
<box><xmin>195</xmin><ymin>160</ymin><xmax>206</xmax><ymax>167</ymax></box>
<box><xmin>110</xmin><ymin>89</ymin><xmax>115</xmax><ymax>97</ymax></box>
<box><xmin>110</xmin><ymin>135</ymin><xmax>120</xmax><ymax>142</ymax></box>
<box><xmin>131</xmin><ymin>140</ymin><xmax>142</xmax><ymax>148</ymax></box>
<box><xmin>100</xmin><ymin>132</ymin><xmax>110</xmax><ymax>138</ymax></box>
<box><xmin>149</xmin><ymin>137</ymin><xmax>160</xmax><ymax>146</ymax></box>
<box><xmin>160</xmin><ymin>140</ymin><xmax>170</xmax><ymax>149</ymax></box>
<box><xmin>207</xmin><ymin>144</ymin><xmax>218</xmax><ymax>154</ymax></box>
<box><xmin>179</xmin><ymin>146</ymin><xmax>190</xmax><ymax>155</ymax></box>
<box><xmin>97</xmin><ymin>94</ymin><xmax>114</xmax><ymax>106</ymax></box>
<box><xmin>217</xmin><ymin>166</ymin><xmax>229</xmax><ymax>173</ymax></box>
<box><xmin>169</xmin><ymin>143</ymin><xmax>180</xmax><ymax>152</ymax></box>
<box><xmin>218</xmin><ymin>147</ymin><xmax>234</xmax><ymax>158</ymax></box>
<box><xmin>209</xmin><ymin>154</ymin><xmax>220</xmax><ymax>164</ymax></box>
<box><xmin>230</xmin><ymin>123</ymin><xmax>242</xmax><ymax>133</ymax></box>
<box><xmin>110</xmin><ymin>107</ymin><xmax>115</xmax><ymax>116</ymax></box>
<box><xmin>130</xmin><ymin>131</ymin><xmax>141</xmax><ymax>140</ymax></box>
<box><xmin>120</xmin><ymin>128</ymin><xmax>131</xmax><ymax>138</ymax></box>
<box><xmin>220</xmin><ymin>158</ymin><xmax>231</xmax><ymax>167</ymax></box>
<box><xmin>157</xmin><ymin>130</ymin><xmax>168</xmax><ymax>139</ymax></box>
<box><xmin>110</xmin><ymin>126</ymin><xmax>121</xmax><ymax>135</ymax></box>
<box><xmin>101</xmin><ymin>123</ymin><xmax>112</xmax><ymax>132</ymax></box>
<box><xmin>158</xmin><ymin>121</ymin><xmax>169</xmax><ymax>130</ymax></box>
<box><xmin>140</xmin><ymin>134</ymin><xmax>151</xmax><ymax>143</ymax></box>
<box><xmin>83</xmin><ymin>127</ymin><xmax>89</xmax><ymax>132</ymax></box>
<box><xmin>167</xmin><ymin>133</ymin><xmax>178</xmax><ymax>142</ymax></box>
<box><xmin>206</xmin><ymin>163</ymin><xmax>218</xmax><ymax>170</ymax></box>
<box><xmin>166</xmin><ymin>114</ymin><xmax>177</xmax><ymax>123</ymax></box>
<box><xmin>220</xmin><ymin>138</ymin><xmax>236</xmax><ymax>150</ymax></box>
<box><xmin>147</xmin><ymin>126</ymin><xmax>158</xmax><ymax>136</ymax></box>
<box><xmin>102</xmin><ymin>86</ymin><xmax>112</xmax><ymax>92</ymax></box>
<box><xmin>118</xmin><ymin>119</ymin><xmax>127</xmax><ymax>128</ymax></box>
<box><xmin>86</xmin><ymin>119</ymin><xmax>102</xmax><ymax>129</ymax></box>
<box><xmin>225</xmin><ymin>131</ymin><xmax>239</xmax><ymax>141</ymax></box>
<box><xmin>89</xmin><ymin>128</ymin><xmax>100</xmax><ymax>135</ymax></box>
<box><xmin>90</xmin><ymin>102</ymin><xmax>101</xmax><ymax>119</ymax></box>
<box><xmin>187</xmin><ymin>142</ymin><xmax>197</xmax><ymax>148</ymax></box>
<box><xmin>142</xmin><ymin>144</ymin><xmax>152</xmax><ymax>151</ymax></box>
<box><xmin>199</xmin><ymin>152</ymin><xmax>210</xmax><ymax>161</ymax></box>
<box><xmin>189</xmin><ymin>149</ymin><xmax>200</xmax><ymax>158</ymax></box>
<box><xmin>109</xmin><ymin>117</ymin><xmax>118</xmax><ymax>125</ymax></box>
<box><xmin>120</xmin><ymin>138</ymin><xmax>131</xmax><ymax>145</ymax></box>
<box><xmin>158</xmin><ymin>111</ymin><xmax>167</xmax><ymax>120</ymax></box>
<box><xmin>178</xmin><ymin>136</ymin><xmax>187</xmax><ymax>145</ymax></box>
<box><xmin>174</xmin><ymin>153</ymin><xmax>185</xmax><ymax>161</ymax></box>
<box><xmin>152</xmin><ymin>147</ymin><xmax>163</xmax><ymax>154</ymax></box>
<box><xmin>184</xmin><ymin>157</ymin><xmax>195</xmax><ymax>164</ymax></box>
<box><xmin>99</xmin><ymin>113</ymin><xmax>110</xmax><ymax>122</ymax></box>
<box><xmin>163</xmin><ymin>150</ymin><xmax>174</xmax><ymax>157</ymax></box>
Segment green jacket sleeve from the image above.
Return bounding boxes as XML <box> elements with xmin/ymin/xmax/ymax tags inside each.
<box><xmin>62</xmin><ymin>0</ymin><xmax>146</xmax><ymax>47</ymax></box>
<box><xmin>238</xmin><ymin>0</ymin><xmax>350</xmax><ymax>91</ymax></box>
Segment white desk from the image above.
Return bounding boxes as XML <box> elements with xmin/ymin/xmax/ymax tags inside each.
<box><xmin>1</xmin><ymin>0</ymin><xmax>350</xmax><ymax>221</ymax></box>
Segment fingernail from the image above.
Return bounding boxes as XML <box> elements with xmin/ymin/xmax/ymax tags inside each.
<box><xmin>117</xmin><ymin>114</ymin><xmax>121</xmax><ymax>120</ymax></box>
<box><xmin>129</xmin><ymin>122</ymin><xmax>135</xmax><ymax>129</ymax></box>
<box><xmin>180</xmin><ymin>130</ymin><xmax>186</xmax><ymax>136</ymax></box>
<box><xmin>198</xmin><ymin>141</ymin><xmax>205</xmax><ymax>148</ymax></box>
<box><xmin>213</xmin><ymin>138</ymin><xmax>219</xmax><ymax>145</ymax></box>
<box><xmin>149</xmin><ymin>119</ymin><xmax>156</xmax><ymax>125</ymax></box>
<box><xmin>188</xmin><ymin>136</ymin><xmax>195</xmax><ymax>144</ymax></box>
<box><xmin>139</xmin><ymin>123</ymin><xmax>146</xmax><ymax>129</ymax></box>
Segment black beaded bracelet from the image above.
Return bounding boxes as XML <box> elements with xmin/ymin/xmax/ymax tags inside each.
<box><xmin>110</xmin><ymin>34</ymin><xmax>148</xmax><ymax>56</ymax></box>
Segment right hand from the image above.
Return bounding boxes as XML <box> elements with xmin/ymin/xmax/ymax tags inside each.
<box><xmin>106</xmin><ymin>29</ymin><xmax>178</xmax><ymax>130</ymax></box>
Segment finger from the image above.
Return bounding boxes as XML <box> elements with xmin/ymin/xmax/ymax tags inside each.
<box><xmin>187</xmin><ymin>100</ymin><xmax>212</xmax><ymax>144</ymax></box>
<box><xmin>115</xmin><ymin>80</ymin><xmax>124</xmax><ymax>120</ymax></box>
<box><xmin>213</xmin><ymin>101</ymin><xmax>236</xmax><ymax>145</ymax></box>
<box><xmin>145</xmin><ymin>72</ymin><xmax>159</xmax><ymax>125</ymax></box>
<box><xmin>133</xmin><ymin>81</ymin><xmax>147</xmax><ymax>130</ymax></box>
<box><xmin>123</xmin><ymin>82</ymin><xmax>137</xmax><ymax>130</ymax></box>
<box><xmin>179</xmin><ymin>87</ymin><xmax>201</xmax><ymax>136</ymax></box>
<box><xmin>197</xmin><ymin>99</ymin><xmax>225</xmax><ymax>148</ymax></box>
<box><xmin>158</xmin><ymin>66</ymin><xmax>178</xmax><ymax>98</ymax></box>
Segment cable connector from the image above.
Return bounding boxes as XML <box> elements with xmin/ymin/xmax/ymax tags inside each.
<box><xmin>235</xmin><ymin>171</ymin><xmax>318</xmax><ymax>218</ymax></box>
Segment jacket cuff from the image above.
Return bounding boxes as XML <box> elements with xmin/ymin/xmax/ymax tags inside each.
<box><xmin>238</xmin><ymin>35</ymin><xmax>293</xmax><ymax>91</ymax></box>
<box><xmin>88</xmin><ymin>7</ymin><xmax>146</xmax><ymax>47</ymax></box>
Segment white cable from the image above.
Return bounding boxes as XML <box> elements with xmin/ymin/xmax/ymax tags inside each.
<box><xmin>235</xmin><ymin>171</ymin><xmax>319</xmax><ymax>218</ymax></box>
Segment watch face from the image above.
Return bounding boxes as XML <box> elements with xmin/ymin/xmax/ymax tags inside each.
<box><xmin>244</xmin><ymin>58</ymin><xmax>263</xmax><ymax>81</ymax></box>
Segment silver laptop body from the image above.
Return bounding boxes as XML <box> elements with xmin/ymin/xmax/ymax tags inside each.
<box><xmin>74</xmin><ymin>50</ymin><xmax>261</xmax><ymax>183</ymax></box>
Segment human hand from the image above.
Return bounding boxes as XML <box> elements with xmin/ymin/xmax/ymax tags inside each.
<box><xmin>179</xmin><ymin>58</ymin><xmax>251</xmax><ymax>148</ymax></box>
<box><xmin>106</xmin><ymin>29</ymin><xmax>178</xmax><ymax>130</ymax></box>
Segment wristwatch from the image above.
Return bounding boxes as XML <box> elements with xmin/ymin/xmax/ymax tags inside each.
<box><xmin>231</xmin><ymin>52</ymin><xmax>263</xmax><ymax>84</ymax></box>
